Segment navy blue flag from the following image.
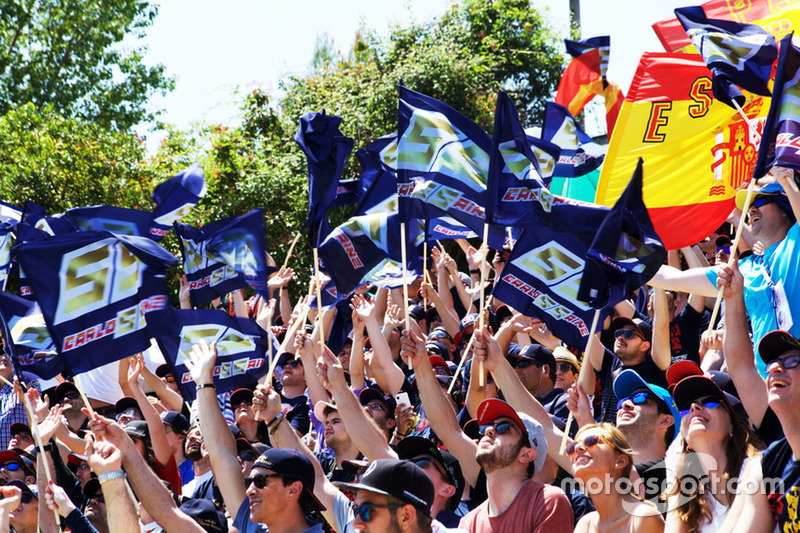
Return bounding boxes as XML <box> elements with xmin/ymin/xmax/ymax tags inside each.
<box><xmin>578</xmin><ymin>159</ymin><xmax>667</xmax><ymax>308</ymax></box>
<box><xmin>675</xmin><ymin>6</ymin><xmax>777</xmax><ymax>108</ymax></box>
<box><xmin>486</xmin><ymin>91</ymin><xmax>552</xmax><ymax>228</ymax></box>
<box><xmin>0</xmin><ymin>292</ymin><xmax>64</xmax><ymax>380</ymax></box>
<box><xmin>148</xmin><ymin>307</ymin><xmax>273</xmax><ymax>402</ymax></box>
<box><xmin>0</xmin><ymin>201</ymin><xmax>21</xmax><ymax>290</ymax></box>
<box><xmin>397</xmin><ymin>85</ymin><xmax>507</xmax><ymax>250</ymax></box>
<box><xmin>151</xmin><ymin>163</ymin><xmax>207</xmax><ymax>239</ymax></box>
<box><xmin>317</xmin><ymin>211</ymin><xmax>422</xmax><ymax>298</ymax></box>
<box><xmin>14</xmin><ymin>231</ymin><xmax>177</xmax><ymax>374</ymax></box>
<box><xmin>328</xmin><ymin>179</ymin><xmax>362</xmax><ymax>210</ymax></box>
<box><xmin>543</xmin><ymin>102</ymin><xmax>605</xmax><ymax>178</ymax></box>
<box><xmin>754</xmin><ymin>33</ymin><xmax>800</xmax><ymax>179</ymax></box>
<box><xmin>526</xmin><ymin>133</ymin><xmax>561</xmax><ymax>186</ymax></box>
<box><xmin>295</xmin><ymin>111</ymin><xmax>355</xmax><ymax>247</ymax></box>
<box><xmin>491</xmin><ymin>197</ymin><xmax>613</xmax><ymax>349</ymax></box>
<box><xmin>65</xmin><ymin>206</ymin><xmax>155</xmax><ymax>237</ymax></box>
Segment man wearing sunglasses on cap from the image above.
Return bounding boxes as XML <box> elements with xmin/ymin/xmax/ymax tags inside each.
<box><xmin>6</xmin><ymin>480</ymin><xmax>38</xmax><ymax>533</ymax></box>
<box><xmin>650</xmin><ymin>170</ymin><xmax>800</xmax><ymax>376</ymax></box>
<box><xmin>0</xmin><ymin>450</ymin><xmax>34</xmax><ymax>486</ymax></box>
<box><xmin>187</xmin><ymin>341</ymin><xmax>325</xmax><ymax>533</ymax></box>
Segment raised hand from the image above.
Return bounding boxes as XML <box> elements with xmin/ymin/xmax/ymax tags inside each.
<box><xmin>256</xmin><ymin>298</ymin><xmax>277</xmax><ymax>329</ymax></box>
<box><xmin>45</xmin><ymin>482</ymin><xmax>77</xmax><ymax>518</ymax></box>
<box><xmin>268</xmin><ymin>267</ymin><xmax>295</xmax><ymax>291</ymax></box>
<box><xmin>38</xmin><ymin>405</ymin><xmax>65</xmax><ymax>443</ymax></box>
<box><xmin>399</xmin><ymin>329</ymin><xmax>427</xmax><ymax>369</ymax></box>
<box><xmin>85</xmin><ymin>435</ymin><xmax>123</xmax><ymax>475</ymax></box>
<box><xmin>184</xmin><ymin>340</ymin><xmax>218</xmax><ymax>386</ymax></box>
<box><xmin>350</xmin><ymin>294</ymin><xmax>375</xmax><ymax>321</ymax></box>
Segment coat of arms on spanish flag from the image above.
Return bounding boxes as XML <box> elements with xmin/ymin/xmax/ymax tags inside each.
<box><xmin>595</xmin><ymin>52</ymin><xmax>767</xmax><ymax>250</ymax></box>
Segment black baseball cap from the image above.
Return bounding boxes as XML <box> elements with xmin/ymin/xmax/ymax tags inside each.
<box><xmin>252</xmin><ymin>448</ymin><xmax>325</xmax><ymax>511</ymax></box>
<box><xmin>517</xmin><ymin>343</ymin><xmax>556</xmax><ymax>369</ymax></box>
<box><xmin>55</xmin><ymin>382</ymin><xmax>80</xmax><ymax>403</ymax></box>
<box><xmin>612</xmin><ymin>317</ymin><xmax>653</xmax><ymax>343</ymax></box>
<box><xmin>335</xmin><ymin>459</ymin><xmax>434</xmax><ymax>516</ymax></box>
<box><xmin>180</xmin><ymin>498</ymin><xmax>228</xmax><ymax>533</ymax></box>
<box><xmin>161</xmin><ymin>411</ymin><xmax>190</xmax><ymax>434</ymax></box>
<box><xmin>230</xmin><ymin>388</ymin><xmax>255</xmax><ymax>408</ymax></box>
<box><xmin>396</xmin><ymin>436</ymin><xmax>464</xmax><ymax>509</ymax></box>
<box><xmin>155</xmin><ymin>364</ymin><xmax>173</xmax><ymax>378</ymax></box>
<box><xmin>114</xmin><ymin>397</ymin><xmax>141</xmax><ymax>416</ymax></box>
<box><xmin>758</xmin><ymin>330</ymin><xmax>800</xmax><ymax>365</ymax></box>
<box><xmin>359</xmin><ymin>387</ymin><xmax>397</xmax><ymax>419</ymax></box>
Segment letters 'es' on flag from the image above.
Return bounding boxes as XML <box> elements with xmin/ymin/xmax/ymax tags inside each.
<box><xmin>542</xmin><ymin>102</ymin><xmax>605</xmax><ymax>179</ymax></box>
<box><xmin>491</xmin><ymin>197</ymin><xmax>613</xmax><ymax>350</ymax></box>
<box><xmin>148</xmin><ymin>307</ymin><xmax>273</xmax><ymax>402</ymax></box>
<box><xmin>675</xmin><ymin>6</ymin><xmax>777</xmax><ymax>108</ymax></box>
<box><xmin>754</xmin><ymin>33</ymin><xmax>800</xmax><ymax>178</ymax></box>
<box><xmin>595</xmin><ymin>52</ymin><xmax>768</xmax><ymax>250</ymax></box>
<box><xmin>14</xmin><ymin>231</ymin><xmax>177</xmax><ymax>374</ymax></box>
<box><xmin>295</xmin><ymin>111</ymin><xmax>355</xmax><ymax>247</ymax></box>
<box><xmin>0</xmin><ymin>291</ymin><xmax>63</xmax><ymax>380</ymax></box>
<box><xmin>578</xmin><ymin>159</ymin><xmax>667</xmax><ymax>309</ymax></box>
<box><xmin>654</xmin><ymin>0</ymin><xmax>800</xmax><ymax>53</ymax></box>
<box><xmin>486</xmin><ymin>90</ymin><xmax>552</xmax><ymax>228</ymax></box>
<box><xmin>397</xmin><ymin>85</ymin><xmax>507</xmax><ymax>250</ymax></box>
<box><xmin>151</xmin><ymin>163</ymin><xmax>207</xmax><ymax>239</ymax></box>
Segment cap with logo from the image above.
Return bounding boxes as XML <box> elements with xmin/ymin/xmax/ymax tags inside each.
<box><xmin>335</xmin><ymin>458</ymin><xmax>434</xmax><ymax>516</ymax></box>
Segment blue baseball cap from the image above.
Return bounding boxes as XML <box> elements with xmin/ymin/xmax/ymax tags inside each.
<box><xmin>736</xmin><ymin>182</ymin><xmax>795</xmax><ymax>220</ymax></box>
<box><xmin>613</xmin><ymin>369</ymin><xmax>681</xmax><ymax>437</ymax></box>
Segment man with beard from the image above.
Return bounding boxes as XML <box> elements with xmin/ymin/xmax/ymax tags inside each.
<box><xmin>182</xmin><ymin>424</ymin><xmax>214</xmax><ymax>499</ymax></box>
<box><xmin>457</xmin><ymin>399</ymin><xmax>572</xmax><ymax>532</ymax></box>
<box><xmin>81</xmin><ymin>478</ymin><xmax>109</xmax><ymax>533</ymax></box>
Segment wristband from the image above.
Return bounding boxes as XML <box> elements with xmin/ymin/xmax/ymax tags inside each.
<box><xmin>267</xmin><ymin>413</ymin><xmax>285</xmax><ymax>434</ymax></box>
<box><xmin>196</xmin><ymin>383</ymin><xmax>216</xmax><ymax>391</ymax></box>
<box><xmin>98</xmin><ymin>470</ymin><xmax>125</xmax><ymax>484</ymax></box>
<box><xmin>469</xmin><ymin>269</ymin><xmax>480</xmax><ymax>274</ymax></box>
<box><xmin>39</xmin><ymin>443</ymin><xmax>55</xmax><ymax>453</ymax></box>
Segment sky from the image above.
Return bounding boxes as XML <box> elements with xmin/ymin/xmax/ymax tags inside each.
<box><xmin>135</xmin><ymin>0</ymin><xmax>698</xmax><ymax>150</ymax></box>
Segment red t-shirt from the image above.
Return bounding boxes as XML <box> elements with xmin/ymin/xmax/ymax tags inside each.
<box><xmin>154</xmin><ymin>453</ymin><xmax>181</xmax><ymax>494</ymax></box>
<box><xmin>458</xmin><ymin>479</ymin><xmax>573</xmax><ymax>533</ymax></box>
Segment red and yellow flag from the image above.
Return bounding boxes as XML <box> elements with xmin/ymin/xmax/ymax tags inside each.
<box><xmin>653</xmin><ymin>0</ymin><xmax>800</xmax><ymax>52</ymax></box>
<box><xmin>555</xmin><ymin>48</ymin><xmax>603</xmax><ymax>118</ymax></box>
<box><xmin>595</xmin><ymin>53</ymin><xmax>768</xmax><ymax>250</ymax></box>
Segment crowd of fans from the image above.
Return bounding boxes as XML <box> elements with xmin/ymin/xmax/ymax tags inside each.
<box><xmin>0</xmin><ymin>170</ymin><xmax>798</xmax><ymax>533</ymax></box>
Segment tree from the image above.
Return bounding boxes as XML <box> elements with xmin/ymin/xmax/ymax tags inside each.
<box><xmin>0</xmin><ymin>0</ymin><xmax>174</xmax><ymax>130</ymax></box>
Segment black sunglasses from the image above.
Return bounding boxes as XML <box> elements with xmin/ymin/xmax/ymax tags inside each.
<box><xmin>283</xmin><ymin>360</ymin><xmax>302</xmax><ymax>369</ymax></box>
<box><xmin>63</xmin><ymin>392</ymin><xmax>81</xmax><ymax>400</ymax></box>
<box><xmin>478</xmin><ymin>421</ymin><xmax>515</xmax><ymax>436</ymax></box>
<box><xmin>616</xmin><ymin>390</ymin><xmax>653</xmax><ymax>410</ymax></box>
<box><xmin>244</xmin><ymin>472</ymin><xmax>283</xmax><ymax>489</ymax></box>
<box><xmin>556</xmin><ymin>363</ymin><xmax>576</xmax><ymax>373</ymax></box>
<box><xmin>614</xmin><ymin>329</ymin><xmax>640</xmax><ymax>341</ymax></box>
<box><xmin>752</xmin><ymin>196</ymin><xmax>775</xmax><ymax>209</ymax></box>
<box><xmin>767</xmin><ymin>353</ymin><xmax>800</xmax><ymax>371</ymax></box>
<box><xmin>87</xmin><ymin>493</ymin><xmax>105</xmax><ymax>504</ymax></box>
<box><xmin>355</xmin><ymin>502</ymin><xmax>404</xmax><ymax>522</ymax></box>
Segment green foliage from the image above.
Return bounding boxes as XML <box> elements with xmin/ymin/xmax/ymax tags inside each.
<box><xmin>0</xmin><ymin>0</ymin><xmax>174</xmax><ymax>130</ymax></box>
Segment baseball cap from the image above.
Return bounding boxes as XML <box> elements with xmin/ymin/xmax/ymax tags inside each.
<box><xmin>6</xmin><ymin>480</ymin><xmax>37</xmax><ymax>500</ymax></box>
<box><xmin>123</xmin><ymin>420</ymin><xmax>149</xmax><ymax>439</ymax></box>
<box><xmin>671</xmin><ymin>375</ymin><xmax>737</xmax><ymax>415</ymax></box>
<box><xmin>612</xmin><ymin>317</ymin><xmax>653</xmax><ymax>343</ymax></box>
<box><xmin>161</xmin><ymin>411</ymin><xmax>190</xmax><ymax>434</ymax></box>
<box><xmin>114</xmin><ymin>397</ymin><xmax>141</xmax><ymax>417</ymax></box>
<box><xmin>55</xmin><ymin>381</ymin><xmax>80</xmax><ymax>403</ymax></box>
<box><xmin>758</xmin><ymin>330</ymin><xmax>800</xmax><ymax>366</ymax></box>
<box><xmin>736</xmin><ymin>182</ymin><xmax>795</xmax><ymax>218</ymax></box>
<box><xmin>10</xmin><ymin>422</ymin><xmax>30</xmax><ymax>437</ymax></box>
<box><xmin>83</xmin><ymin>478</ymin><xmax>102</xmax><ymax>500</ymax></box>
<box><xmin>251</xmin><ymin>448</ymin><xmax>325</xmax><ymax>511</ymax></box>
<box><xmin>359</xmin><ymin>387</ymin><xmax>397</xmax><ymax>419</ymax></box>
<box><xmin>396</xmin><ymin>436</ymin><xmax>465</xmax><ymax>509</ymax></box>
<box><xmin>0</xmin><ymin>450</ymin><xmax>33</xmax><ymax>475</ymax></box>
<box><xmin>517</xmin><ymin>344</ymin><xmax>556</xmax><ymax>370</ymax></box>
<box><xmin>335</xmin><ymin>459</ymin><xmax>434</xmax><ymax>515</ymax></box>
<box><xmin>313</xmin><ymin>400</ymin><xmax>338</xmax><ymax>421</ymax></box>
<box><xmin>230</xmin><ymin>388</ymin><xmax>255</xmax><ymax>409</ymax></box>
<box><xmin>614</xmin><ymin>369</ymin><xmax>681</xmax><ymax>436</ymax></box>
<box><xmin>476</xmin><ymin>398</ymin><xmax>547</xmax><ymax>474</ymax></box>
<box><xmin>180</xmin><ymin>498</ymin><xmax>228</xmax><ymax>533</ymax></box>
<box><xmin>553</xmin><ymin>346</ymin><xmax>580</xmax><ymax>372</ymax></box>
<box><xmin>425</xmin><ymin>341</ymin><xmax>449</xmax><ymax>359</ymax></box>
<box><xmin>155</xmin><ymin>364</ymin><xmax>172</xmax><ymax>378</ymax></box>
<box><xmin>453</xmin><ymin>314</ymin><xmax>478</xmax><ymax>346</ymax></box>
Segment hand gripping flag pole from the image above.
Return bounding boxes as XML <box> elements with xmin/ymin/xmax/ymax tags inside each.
<box><xmin>476</xmin><ymin>224</ymin><xmax>490</xmax><ymax>387</ymax></box>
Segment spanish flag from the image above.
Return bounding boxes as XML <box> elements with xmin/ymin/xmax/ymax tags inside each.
<box><xmin>555</xmin><ymin>48</ymin><xmax>603</xmax><ymax>118</ymax></box>
<box><xmin>595</xmin><ymin>53</ymin><xmax>768</xmax><ymax>250</ymax></box>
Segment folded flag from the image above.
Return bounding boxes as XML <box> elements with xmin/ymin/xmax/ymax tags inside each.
<box><xmin>151</xmin><ymin>163</ymin><xmax>207</xmax><ymax>239</ymax></box>
<box><xmin>0</xmin><ymin>291</ymin><xmax>63</xmax><ymax>379</ymax></box>
<box><xmin>675</xmin><ymin>6</ymin><xmax>777</xmax><ymax>108</ymax></box>
<box><xmin>754</xmin><ymin>33</ymin><xmax>800</xmax><ymax>179</ymax></box>
<box><xmin>579</xmin><ymin>159</ymin><xmax>667</xmax><ymax>308</ymax></box>
<box><xmin>555</xmin><ymin>47</ymin><xmax>603</xmax><ymax>119</ymax></box>
<box><xmin>295</xmin><ymin>111</ymin><xmax>355</xmax><ymax>247</ymax></box>
<box><xmin>543</xmin><ymin>102</ymin><xmax>605</xmax><ymax>178</ymax></box>
<box><xmin>148</xmin><ymin>307</ymin><xmax>274</xmax><ymax>402</ymax></box>
<box><xmin>65</xmin><ymin>205</ymin><xmax>155</xmax><ymax>238</ymax></box>
<box><xmin>14</xmin><ymin>231</ymin><xmax>177</xmax><ymax>374</ymax></box>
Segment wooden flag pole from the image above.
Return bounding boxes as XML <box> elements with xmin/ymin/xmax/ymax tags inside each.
<box><xmin>477</xmin><ymin>224</ymin><xmax>490</xmax><ymax>387</ymax></box>
<box><xmin>312</xmin><ymin>248</ymin><xmax>325</xmax><ymax>346</ymax></box>
<box><xmin>560</xmin><ymin>309</ymin><xmax>601</xmax><ymax>454</ymax></box>
<box><xmin>400</xmin><ymin>222</ymin><xmax>413</xmax><ymax>371</ymax></box>
<box><xmin>422</xmin><ymin>240</ymin><xmax>428</xmax><ymax>311</ymax></box>
<box><xmin>281</xmin><ymin>232</ymin><xmax>303</xmax><ymax>271</ymax></box>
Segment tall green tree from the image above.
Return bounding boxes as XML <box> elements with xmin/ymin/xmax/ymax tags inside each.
<box><xmin>0</xmin><ymin>0</ymin><xmax>173</xmax><ymax>130</ymax></box>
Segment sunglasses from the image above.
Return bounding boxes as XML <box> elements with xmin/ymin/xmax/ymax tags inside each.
<box><xmin>679</xmin><ymin>398</ymin><xmax>721</xmax><ymax>417</ymax></box>
<box><xmin>163</xmin><ymin>375</ymin><xmax>176</xmax><ymax>383</ymax></box>
<box><xmin>715</xmin><ymin>246</ymin><xmax>731</xmax><ymax>255</ymax></box>
<box><xmin>282</xmin><ymin>360</ymin><xmax>302</xmax><ymax>369</ymax></box>
<box><xmin>355</xmin><ymin>502</ymin><xmax>404</xmax><ymax>522</ymax></box>
<box><xmin>364</xmin><ymin>401</ymin><xmax>387</xmax><ymax>414</ymax></box>
<box><xmin>244</xmin><ymin>472</ymin><xmax>283</xmax><ymax>489</ymax></box>
<box><xmin>565</xmin><ymin>434</ymin><xmax>614</xmax><ymax>457</ymax></box>
<box><xmin>556</xmin><ymin>363</ymin><xmax>576</xmax><ymax>373</ymax></box>
<box><xmin>478</xmin><ymin>421</ymin><xmax>516</xmax><ymax>436</ymax></box>
<box><xmin>0</xmin><ymin>462</ymin><xmax>22</xmax><ymax>472</ymax></box>
<box><xmin>752</xmin><ymin>196</ymin><xmax>775</xmax><ymax>209</ymax></box>
<box><xmin>510</xmin><ymin>358</ymin><xmax>539</xmax><ymax>369</ymax></box>
<box><xmin>87</xmin><ymin>493</ymin><xmax>105</xmax><ymax>504</ymax></box>
<box><xmin>614</xmin><ymin>329</ymin><xmax>640</xmax><ymax>341</ymax></box>
<box><xmin>233</xmin><ymin>400</ymin><xmax>253</xmax><ymax>410</ymax></box>
<box><xmin>63</xmin><ymin>392</ymin><xmax>81</xmax><ymax>401</ymax></box>
<box><xmin>767</xmin><ymin>353</ymin><xmax>800</xmax><ymax>371</ymax></box>
<box><xmin>616</xmin><ymin>390</ymin><xmax>654</xmax><ymax>410</ymax></box>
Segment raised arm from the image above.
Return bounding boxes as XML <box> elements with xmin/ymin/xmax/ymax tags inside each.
<box><xmin>399</xmin><ymin>330</ymin><xmax>481</xmax><ymax>486</ymax></box>
<box><xmin>295</xmin><ymin>332</ymin><xmax>329</xmax><ymax>408</ymax></box>
<box><xmin>319</xmin><ymin>344</ymin><xmax>396</xmax><ymax>461</ymax></box>
<box><xmin>185</xmin><ymin>341</ymin><xmax>247</xmax><ymax>514</ymax></box>
<box><xmin>648</xmin><ymin>264</ymin><xmax>718</xmax><ymax>297</ymax></box>
<box><xmin>651</xmin><ymin>289</ymin><xmax>672</xmax><ymax>371</ymax></box>
<box><xmin>139</xmin><ymin>358</ymin><xmax>185</xmax><ymax>413</ymax></box>
<box><xmin>471</xmin><ymin>326</ymin><xmax>574</xmax><ymax>473</ymax></box>
<box><xmin>85</xmin><ymin>437</ymin><xmax>139</xmax><ymax>533</ymax></box>
<box><xmin>348</xmin><ymin>306</ymin><xmax>367</xmax><ymax>390</ymax></box>
<box><xmin>720</xmin><ymin>261</ymin><xmax>768</xmax><ymax>428</ymax></box>
<box><xmin>127</xmin><ymin>355</ymin><xmax>172</xmax><ymax>467</ymax></box>
<box><xmin>418</xmin><ymin>282</ymin><xmax>460</xmax><ymax>338</ymax></box>
<box><xmin>352</xmin><ymin>295</ymin><xmax>405</xmax><ymax>395</ymax></box>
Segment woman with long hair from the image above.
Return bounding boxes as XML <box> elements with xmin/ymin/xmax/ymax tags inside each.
<box><xmin>570</xmin><ymin>423</ymin><xmax>665</xmax><ymax>533</ymax></box>
<box><xmin>665</xmin><ymin>375</ymin><xmax>762</xmax><ymax>532</ymax></box>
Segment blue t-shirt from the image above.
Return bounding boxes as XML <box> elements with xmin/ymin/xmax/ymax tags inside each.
<box><xmin>706</xmin><ymin>222</ymin><xmax>800</xmax><ymax>375</ymax></box>
<box><xmin>233</xmin><ymin>498</ymin><xmax>323</xmax><ymax>533</ymax></box>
